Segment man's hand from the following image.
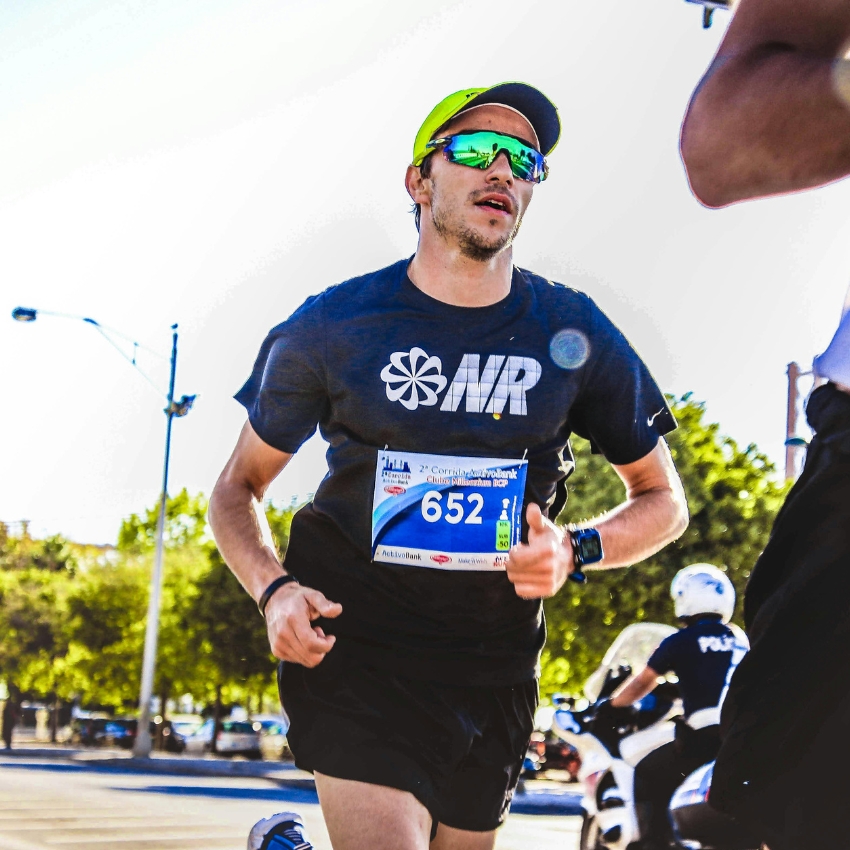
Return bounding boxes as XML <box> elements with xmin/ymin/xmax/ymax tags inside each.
<box><xmin>264</xmin><ymin>582</ymin><xmax>343</xmax><ymax>667</ymax></box>
<box><xmin>506</xmin><ymin>503</ymin><xmax>573</xmax><ymax>599</ymax></box>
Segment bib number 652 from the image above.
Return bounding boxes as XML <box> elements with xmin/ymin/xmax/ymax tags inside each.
<box><xmin>421</xmin><ymin>491</ymin><xmax>484</xmax><ymax>525</ymax></box>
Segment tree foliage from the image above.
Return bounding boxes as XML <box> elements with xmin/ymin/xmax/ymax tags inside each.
<box><xmin>0</xmin><ymin>568</ymin><xmax>69</xmax><ymax>693</ymax></box>
<box><xmin>0</xmin><ymin>524</ymin><xmax>76</xmax><ymax>573</ymax></box>
<box><xmin>63</xmin><ymin>559</ymin><xmax>148</xmax><ymax>705</ymax></box>
<box><xmin>541</xmin><ymin>394</ymin><xmax>789</xmax><ymax>698</ymax></box>
<box><xmin>187</xmin><ymin>503</ymin><xmax>295</xmax><ymax>702</ymax></box>
<box><xmin>117</xmin><ymin>489</ymin><xmax>208</xmax><ymax>554</ymax></box>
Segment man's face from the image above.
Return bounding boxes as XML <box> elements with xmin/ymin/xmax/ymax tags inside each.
<box><xmin>418</xmin><ymin>105</ymin><xmax>540</xmax><ymax>261</ymax></box>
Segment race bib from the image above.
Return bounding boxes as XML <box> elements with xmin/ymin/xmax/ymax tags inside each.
<box><xmin>372</xmin><ymin>450</ymin><xmax>528</xmax><ymax>571</ymax></box>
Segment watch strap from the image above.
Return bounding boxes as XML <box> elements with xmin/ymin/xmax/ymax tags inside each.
<box><xmin>567</xmin><ymin>527</ymin><xmax>604</xmax><ymax>584</ymax></box>
<box><xmin>258</xmin><ymin>574</ymin><xmax>299</xmax><ymax>617</ymax></box>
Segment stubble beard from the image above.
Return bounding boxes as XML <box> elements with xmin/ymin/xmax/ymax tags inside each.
<box><xmin>431</xmin><ymin>187</ymin><xmax>523</xmax><ymax>262</ymax></box>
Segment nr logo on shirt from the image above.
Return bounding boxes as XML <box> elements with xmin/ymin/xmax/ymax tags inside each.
<box><xmin>380</xmin><ymin>347</ymin><xmax>542</xmax><ymax>415</ymax></box>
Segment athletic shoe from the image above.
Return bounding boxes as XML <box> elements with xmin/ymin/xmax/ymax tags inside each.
<box><xmin>247</xmin><ymin>811</ymin><xmax>313</xmax><ymax>850</ymax></box>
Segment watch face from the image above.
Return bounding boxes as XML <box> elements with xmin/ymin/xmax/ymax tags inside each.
<box><xmin>573</xmin><ymin>528</ymin><xmax>603</xmax><ymax>565</ymax></box>
<box><xmin>581</xmin><ymin>534</ymin><xmax>602</xmax><ymax>561</ymax></box>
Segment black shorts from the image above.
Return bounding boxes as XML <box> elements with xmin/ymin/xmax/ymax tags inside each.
<box><xmin>277</xmin><ymin>647</ymin><xmax>537</xmax><ymax>832</ymax></box>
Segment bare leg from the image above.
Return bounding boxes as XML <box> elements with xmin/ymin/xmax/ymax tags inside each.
<box><xmin>430</xmin><ymin>823</ymin><xmax>497</xmax><ymax>850</ymax></box>
<box><xmin>315</xmin><ymin>772</ymin><xmax>431</xmax><ymax>850</ymax></box>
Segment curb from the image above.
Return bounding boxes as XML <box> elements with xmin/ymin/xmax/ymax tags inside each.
<box><xmin>0</xmin><ymin>747</ymin><xmax>582</xmax><ymax>815</ymax></box>
<box><xmin>0</xmin><ymin>747</ymin><xmax>312</xmax><ymax>787</ymax></box>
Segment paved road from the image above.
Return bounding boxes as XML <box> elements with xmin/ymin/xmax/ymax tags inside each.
<box><xmin>0</xmin><ymin>758</ymin><xmax>582</xmax><ymax>850</ymax></box>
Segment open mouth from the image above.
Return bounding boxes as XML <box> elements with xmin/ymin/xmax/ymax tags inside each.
<box><xmin>474</xmin><ymin>194</ymin><xmax>514</xmax><ymax>215</ymax></box>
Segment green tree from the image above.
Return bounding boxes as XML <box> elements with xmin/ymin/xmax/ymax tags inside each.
<box><xmin>541</xmin><ymin>394</ymin><xmax>788</xmax><ymax>698</ymax></box>
<box><xmin>117</xmin><ymin>489</ymin><xmax>208</xmax><ymax>554</ymax></box>
<box><xmin>187</xmin><ymin>502</ymin><xmax>296</xmax><ymax>740</ymax></box>
<box><xmin>0</xmin><ymin>568</ymin><xmax>71</xmax><ymax>692</ymax></box>
<box><xmin>64</xmin><ymin>558</ymin><xmax>148</xmax><ymax>707</ymax></box>
<box><xmin>0</xmin><ymin>523</ymin><xmax>76</xmax><ymax>573</ymax></box>
<box><xmin>0</xmin><ymin>524</ymin><xmax>77</xmax><ymax>739</ymax></box>
<box><xmin>0</xmin><ymin>566</ymin><xmax>75</xmax><ymax>740</ymax></box>
<box><xmin>65</xmin><ymin>491</ymin><xmax>214</xmax><ymax>721</ymax></box>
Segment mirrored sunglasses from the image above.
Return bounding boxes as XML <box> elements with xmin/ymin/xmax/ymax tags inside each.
<box><xmin>426</xmin><ymin>131</ymin><xmax>548</xmax><ymax>184</ymax></box>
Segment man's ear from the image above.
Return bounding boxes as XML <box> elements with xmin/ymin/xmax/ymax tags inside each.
<box><xmin>405</xmin><ymin>164</ymin><xmax>430</xmax><ymax>204</ymax></box>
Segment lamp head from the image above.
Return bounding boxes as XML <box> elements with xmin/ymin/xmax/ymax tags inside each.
<box><xmin>12</xmin><ymin>307</ymin><xmax>37</xmax><ymax>322</ymax></box>
<box><xmin>785</xmin><ymin>436</ymin><xmax>809</xmax><ymax>447</ymax></box>
<box><xmin>167</xmin><ymin>394</ymin><xmax>196</xmax><ymax>417</ymax></box>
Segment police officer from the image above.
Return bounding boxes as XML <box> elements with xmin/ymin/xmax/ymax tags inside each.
<box><xmin>609</xmin><ymin>565</ymin><xmax>746</xmax><ymax>850</ymax></box>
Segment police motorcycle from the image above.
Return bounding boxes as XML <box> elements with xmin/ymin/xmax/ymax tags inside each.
<box><xmin>551</xmin><ymin>621</ymin><xmax>753</xmax><ymax>850</ymax></box>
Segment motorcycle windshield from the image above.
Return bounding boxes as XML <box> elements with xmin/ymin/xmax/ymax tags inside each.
<box><xmin>584</xmin><ymin>622</ymin><xmax>677</xmax><ymax>703</ymax></box>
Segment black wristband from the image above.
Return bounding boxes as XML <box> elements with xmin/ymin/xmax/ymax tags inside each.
<box><xmin>258</xmin><ymin>574</ymin><xmax>299</xmax><ymax>617</ymax></box>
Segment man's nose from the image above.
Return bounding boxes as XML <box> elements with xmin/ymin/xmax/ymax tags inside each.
<box><xmin>486</xmin><ymin>149</ymin><xmax>514</xmax><ymax>182</ymax></box>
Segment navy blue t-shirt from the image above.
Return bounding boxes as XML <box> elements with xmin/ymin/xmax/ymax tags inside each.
<box><xmin>236</xmin><ymin>258</ymin><xmax>676</xmax><ymax>685</ymax></box>
<box><xmin>648</xmin><ymin>618</ymin><xmax>738</xmax><ymax>717</ymax></box>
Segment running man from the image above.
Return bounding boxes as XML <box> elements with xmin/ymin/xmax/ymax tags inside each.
<box><xmin>211</xmin><ymin>82</ymin><xmax>689</xmax><ymax>850</ymax></box>
<box><xmin>680</xmin><ymin>4</ymin><xmax>850</xmax><ymax>849</ymax></box>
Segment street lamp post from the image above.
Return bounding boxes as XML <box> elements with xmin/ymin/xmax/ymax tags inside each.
<box><xmin>11</xmin><ymin>308</ymin><xmax>194</xmax><ymax>758</ymax></box>
<box><xmin>134</xmin><ymin>325</ymin><xmax>179</xmax><ymax>757</ymax></box>
<box><xmin>785</xmin><ymin>361</ymin><xmax>813</xmax><ymax>482</ymax></box>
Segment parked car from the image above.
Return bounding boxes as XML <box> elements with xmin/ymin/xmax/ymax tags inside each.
<box><xmin>68</xmin><ymin>714</ymin><xmax>111</xmax><ymax>746</ymax></box>
<box><xmin>164</xmin><ymin>714</ymin><xmax>204</xmax><ymax>752</ymax></box>
<box><xmin>150</xmin><ymin>717</ymin><xmax>196</xmax><ymax>753</ymax></box>
<box><xmin>183</xmin><ymin>718</ymin><xmax>261</xmax><ymax>758</ymax></box>
<box><xmin>97</xmin><ymin>718</ymin><xmax>138</xmax><ymax>749</ymax></box>
<box><xmin>70</xmin><ymin>714</ymin><xmax>197</xmax><ymax>752</ymax></box>
<box><xmin>254</xmin><ymin>715</ymin><xmax>291</xmax><ymax>761</ymax></box>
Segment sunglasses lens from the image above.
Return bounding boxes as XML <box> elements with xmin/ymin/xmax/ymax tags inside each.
<box><xmin>440</xmin><ymin>133</ymin><xmax>546</xmax><ymax>183</ymax></box>
<box><xmin>444</xmin><ymin>144</ymin><xmax>494</xmax><ymax>170</ymax></box>
<box><xmin>509</xmin><ymin>151</ymin><xmax>535</xmax><ymax>182</ymax></box>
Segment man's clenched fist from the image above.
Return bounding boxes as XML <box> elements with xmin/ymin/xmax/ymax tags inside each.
<box><xmin>506</xmin><ymin>503</ymin><xmax>575</xmax><ymax>599</ymax></box>
<box><xmin>264</xmin><ymin>582</ymin><xmax>343</xmax><ymax>667</ymax></box>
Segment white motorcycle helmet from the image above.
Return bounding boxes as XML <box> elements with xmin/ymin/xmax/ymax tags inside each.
<box><xmin>670</xmin><ymin>563</ymin><xmax>735</xmax><ymax>624</ymax></box>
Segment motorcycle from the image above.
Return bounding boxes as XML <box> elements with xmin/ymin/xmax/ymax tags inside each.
<box><xmin>549</xmin><ymin>622</ymin><xmax>756</xmax><ymax>850</ymax></box>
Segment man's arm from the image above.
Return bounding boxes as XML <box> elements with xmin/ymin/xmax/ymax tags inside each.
<box><xmin>610</xmin><ymin>666</ymin><xmax>661</xmax><ymax>709</ymax></box>
<box><xmin>506</xmin><ymin>439</ymin><xmax>689</xmax><ymax>599</ymax></box>
<box><xmin>681</xmin><ymin>0</ymin><xmax>850</xmax><ymax>207</ymax></box>
<box><xmin>209</xmin><ymin>420</ymin><xmax>342</xmax><ymax>667</ymax></box>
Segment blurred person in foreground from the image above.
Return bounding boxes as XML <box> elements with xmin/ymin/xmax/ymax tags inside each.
<box><xmin>1</xmin><ymin>689</ymin><xmax>19</xmax><ymax>750</ymax></box>
<box><xmin>681</xmin><ymin>3</ymin><xmax>850</xmax><ymax>848</ymax></box>
<box><xmin>211</xmin><ymin>81</ymin><xmax>688</xmax><ymax>850</ymax></box>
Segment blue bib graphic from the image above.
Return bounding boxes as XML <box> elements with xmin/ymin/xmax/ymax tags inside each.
<box><xmin>372</xmin><ymin>450</ymin><xmax>528</xmax><ymax>570</ymax></box>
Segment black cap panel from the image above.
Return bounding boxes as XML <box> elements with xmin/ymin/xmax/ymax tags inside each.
<box><xmin>459</xmin><ymin>82</ymin><xmax>561</xmax><ymax>155</ymax></box>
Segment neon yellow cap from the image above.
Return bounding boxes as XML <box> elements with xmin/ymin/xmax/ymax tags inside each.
<box><xmin>411</xmin><ymin>82</ymin><xmax>561</xmax><ymax>167</ymax></box>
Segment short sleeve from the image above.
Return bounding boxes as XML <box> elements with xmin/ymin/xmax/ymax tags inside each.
<box><xmin>566</xmin><ymin>300</ymin><xmax>676</xmax><ymax>465</ymax></box>
<box><xmin>234</xmin><ymin>294</ymin><xmax>328</xmax><ymax>453</ymax></box>
<box><xmin>647</xmin><ymin>633</ymin><xmax>679</xmax><ymax>676</ymax></box>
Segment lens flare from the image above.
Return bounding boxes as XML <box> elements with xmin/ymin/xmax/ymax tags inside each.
<box><xmin>550</xmin><ymin>329</ymin><xmax>590</xmax><ymax>370</ymax></box>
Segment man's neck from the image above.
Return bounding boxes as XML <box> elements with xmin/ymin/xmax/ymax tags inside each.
<box><xmin>407</xmin><ymin>236</ymin><xmax>514</xmax><ymax>308</ymax></box>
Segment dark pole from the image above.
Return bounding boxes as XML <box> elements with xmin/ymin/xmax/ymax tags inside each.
<box><xmin>785</xmin><ymin>361</ymin><xmax>800</xmax><ymax>481</ymax></box>
<box><xmin>133</xmin><ymin>324</ymin><xmax>178</xmax><ymax>757</ymax></box>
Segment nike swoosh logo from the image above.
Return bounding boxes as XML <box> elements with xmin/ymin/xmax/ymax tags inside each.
<box><xmin>647</xmin><ymin>409</ymin><xmax>664</xmax><ymax>427</ymax></box>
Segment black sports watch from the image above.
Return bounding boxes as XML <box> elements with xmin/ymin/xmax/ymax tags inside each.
<box><xmin>567</xmin><ymin>527</ymin><xmax>604</xmax><ymax>584</ymax></box>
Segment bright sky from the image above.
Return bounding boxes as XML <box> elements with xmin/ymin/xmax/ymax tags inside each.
<box><xmin>3</xmin><ymin>0</ymin><xmax>848</xmax><ymax>545</ymax></box>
